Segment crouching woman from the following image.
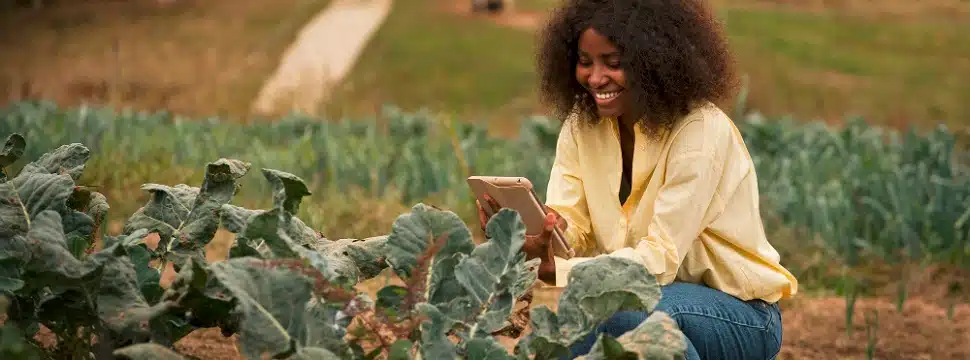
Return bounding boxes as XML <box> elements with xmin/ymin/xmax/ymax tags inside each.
<box><xmin>478</xmin><ymin>0</ymin><xmax>798</xmax><ymax>358</ymax></box>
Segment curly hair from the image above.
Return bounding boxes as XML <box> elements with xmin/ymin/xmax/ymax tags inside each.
<box><xmin>536</xmin><ymin>0</ymin><xmax>738</xmax><ymax>137</ymax></box>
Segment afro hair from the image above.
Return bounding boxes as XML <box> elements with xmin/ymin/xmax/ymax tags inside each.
<box><xmin>535</xmin><ymin>0</ymin><xmax>739</xmax><ymax>137</ymax></box>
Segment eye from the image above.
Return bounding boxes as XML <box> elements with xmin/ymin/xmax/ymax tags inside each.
<box><xmin>577</xmin><ymin>56</ymin><xmax>592</xmax><ymax>67</ymax></box>
<box><xmin>606</xmin><ymin>55</ymin><xmax>621</xmax><ymax>69</ymax></box>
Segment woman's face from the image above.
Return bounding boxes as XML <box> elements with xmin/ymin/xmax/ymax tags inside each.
<box><xmin>575</xmin><ymin>27</ymin><xmax>627</xmax><ymax>119</ymax></box>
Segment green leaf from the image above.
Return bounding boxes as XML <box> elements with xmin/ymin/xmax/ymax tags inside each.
<box><xmin>375</xmin><ymin>285</ymin><xmax>408</xmax><ymax>316</ymax></box>
<box><xmin>385</xmin><ymin>204</ymin><xmax>475</xmax><ymax>309</ymax></box>
<box><xmin>164</xmin><ymin>258</ymin><xmax>359</xmax><ymax>359</ymax></box>
<box><xmin>516</xmin><ymin>256</ymin><xmax>675</xmax><ymax>358</ymax></box>
<box><xmin>262</xmin><ymin>168</ymin><xmax>311</xmax><ymax>216</ymax></box>
<box><xmin>312</xmin><ymin>236</ymin><xmax>389</xmax><ymax>281</ymax></box>
<box><xmin>241</xmin><ymin>209</ymin><xmax>350</xmax><ymax>283</ymax></box>
<box><xmin>21</xmin><ymin>211</ymin><xmax>168</xmax><ymax>346</ymax></box>
<box><xmin>455</xmin><ymin>209</ymin><xmax>540</xmax><ymax>336</ymax></box>
<box><xmin>415</xmin><ymin>303</ymin><xmax>458</xmax><ymax>359</ymax></box>
<box><xmin>0</xmin><ymin>295</ymin><xmax>42</xmax><ymax>360</ymax></box>
<box><xmin>10</xmin><ymin>172</ymin><xmax>74</xmax><ymax>221</ymax></box>
<box><xmin>17</xmin><ymin>142</ymin><xmax>90</xmax><ymax>181</ymax></box>
<box><xmin>122</xmin><ymin>183</ymin><xmax>198</xmax><ymax>243</ymax></box>
<box><xmin>581</xmin><ymin>334</ymin><xmax>636</xmax><ymax>360</ymax></box>
<box><xmin>0</xmin><ymin>183</ymin><xmax>29</xmax><ymax>293</ymax></box>
<box><xmin>166</xmin><ymin>159</ymin><xmax>251</xmax><ymax>266</ymax></box>
<box><xmin>0</xmin><ymin>133</ymin><xmax>26</xmax><ymax>183</ymax></box>
<box><xmin>578</xmin><ymin>312</ymin><xmax>687</xmax><ymax>360</ymax></box>
<box><xmin>465</xmin><ymin>337</ymin><xmax>515</xmax><ymax>360</ymax></box>
<box><xmin>456</xmin><ymin>209</ymin><xmax>527</xmax><ymax>306</ymax></box>
<box><xmin>388</xmin><ymin>339</ymin><xmax>413</xmax><ymax>360</ymax></box>
<box><xmin>22</xmin><ymin>210</ymin><xmax>101</xmax><ymax>290</ymax></box>
<box><xmin>0</xmin><ymin>321</ymin><xmax>42</xmax><ymax>360</ymax></box>
<box><xmin>220</xmin><ymin>204</ymin><xmax>264</xmax><ymax>233</ymax></box>
<box><xmin>289</xmin><ymin>347</ymin><xmax>341</xmax><ymax>359</ymax></box>
<box><xmin>85</xmin><ymin>243</ymin><xmax>167</xmax><ymax>345</ymax></box>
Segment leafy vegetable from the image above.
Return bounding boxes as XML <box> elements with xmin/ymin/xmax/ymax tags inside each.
<box><xmin>1</xmin><ymin>132</ymin><xmax>687</xmax><ymax>360</ymax></box>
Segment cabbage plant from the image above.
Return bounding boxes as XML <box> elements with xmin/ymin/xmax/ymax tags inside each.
<box><xmin>0</xmin><ymin>133</ymin><xmax>686</xmax><ymax>360</ymax></box>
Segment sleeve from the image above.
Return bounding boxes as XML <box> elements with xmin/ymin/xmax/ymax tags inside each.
<box><xmin>553</xmin><ymin>117</ymin><xmax>727</xmax><ymax>286</ymax></box>
<box><xmin>544</xmin><ymin>120</ymin><xmax>595</xmax><ymax>257</ymax></box>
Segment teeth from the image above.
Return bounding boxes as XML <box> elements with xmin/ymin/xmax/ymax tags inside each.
<box><xmin>594</xmin><ymin>92</ymin><xmax>619</xmax><ymax>100</ymax></box>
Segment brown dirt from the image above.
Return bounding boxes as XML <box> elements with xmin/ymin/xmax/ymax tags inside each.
<box><xmin>174</xmin><ymin>328</ymin><xmax>243</xmax><ymax>360</ymax></box>
<box><xmin>0</xmin><ymin>0</ymin><xmax>332</xmax><ymax>120</ymax></box>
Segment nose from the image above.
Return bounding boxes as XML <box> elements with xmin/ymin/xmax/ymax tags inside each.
<box><xmin>588</xmin><ymin>65</ymin><xmax>609</xmax><ymax>88</ymax></box>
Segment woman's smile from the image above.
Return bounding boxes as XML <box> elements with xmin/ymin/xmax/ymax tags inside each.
<box><xmin>592</xmin><ymin>90</ymin><xmax>623</xmax><ymax>105</ymax></box>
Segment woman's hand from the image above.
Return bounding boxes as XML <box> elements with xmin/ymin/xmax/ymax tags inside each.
<box><xmin>476</xmin><ymin>194</ymin><xmax>567</xmax><ymax>284</ymax></box>
<box><xmin>523</xmin><ymin>211</ymin><xmax>562</xmax><ymax>284</ymax></box>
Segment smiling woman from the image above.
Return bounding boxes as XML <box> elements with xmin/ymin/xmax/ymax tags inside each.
<box><xmin>478</xmin><ymin>0</ymin><xmax>803</xmax><ymax>359</ymax></box>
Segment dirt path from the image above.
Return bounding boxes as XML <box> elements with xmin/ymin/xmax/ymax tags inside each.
<box><xmin>250</xmin><ymin>0</ymin><xmax>393</xmax><ymax>116</ymax></box>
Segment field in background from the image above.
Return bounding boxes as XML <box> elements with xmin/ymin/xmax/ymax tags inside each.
<box><xmin>3</xmin><ymin>0</ymin><xmax>966</xmax><ymax>132</ymax></box>
<box><xmin>0</xmin><ymin>0</ymin><xmax>332</xmax><ymax>121</ymax></box>
<box><xmin>4</xmin><ymin>99</ymin><xmax>968</xmax><ymax>296</ymax></box>
<box><xmin>3</xmin><ymin>100</ymin><xmax>970</xmax><ymax>359</ymax></box>
<box><xmin>329</xmin><ymin>0</ymin><xmax>970</xmax><ymax>133</ymax></box>
<box><xmin>322</xmin><ymin>0</ymin><xmax>543</xmax><ymax>134</ymax></box>
<box><xmin>3</xmin><ymin>0</ymin><xmax>970</xmax><ymax>357</ymax></box>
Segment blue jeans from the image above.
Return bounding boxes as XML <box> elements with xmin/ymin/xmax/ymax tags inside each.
<box><xmin>568</xmin><ymin>282</ymin><xmax>783</xmax><ymax>360</ymax></box>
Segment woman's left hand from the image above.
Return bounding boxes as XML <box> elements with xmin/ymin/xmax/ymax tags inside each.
<box><xmin>522</xmin><ymin>211</ymin><xmax>561</xmax><ymax>284</ymax></box>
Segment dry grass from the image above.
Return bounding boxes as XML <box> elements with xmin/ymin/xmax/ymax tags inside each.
<box><xmin>0</xmin><ymin>0</ymin><xmax>332</xmax><ymax>121</ymax></box>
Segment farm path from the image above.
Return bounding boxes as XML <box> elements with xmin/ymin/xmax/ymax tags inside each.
<box><xmin>250</xmin><ymin>0</ymin><xmax>392</xmax><ymax>116</ymax></box>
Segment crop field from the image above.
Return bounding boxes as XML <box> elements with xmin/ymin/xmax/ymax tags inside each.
<box><xmin>2</xmin><ymin>0</ymin><xmax>970</xmax><ymax>359</ymax></box>
<box><xmin>2</xmin><ymin>100</ymin><xmax>970</xmax><ymax>359</ymax></box>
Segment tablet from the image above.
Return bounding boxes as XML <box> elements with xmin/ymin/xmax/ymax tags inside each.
<box><xmin>467</xmin><ymin>176</ymin><xmax>575</xmax><ymax>259</ymax></box>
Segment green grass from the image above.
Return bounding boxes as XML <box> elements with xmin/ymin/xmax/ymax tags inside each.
<box><xmin>323</xmin><ymin>0</ymin><xmax>541</xmax><ymax>133</ymax></box>
<box><xmin>513</xmin><ymin>0</ymin><xmax>561</xmax><ymax>13</ymax></box>
<box><xmin>326</xmin><ymin>1</ymin><xmax>970</xmax><ymax>133</ymax></box>
<box><xmin>723</xmin><ymin>8</ymin><xmax>970</xmax><ymax>130</ymax></box>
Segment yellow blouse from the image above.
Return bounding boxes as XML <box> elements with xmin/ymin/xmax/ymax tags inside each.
<box><xmin>545</xmin><ymin>102</ymin><xmax>798</xmax><ymax>303</ymax></box>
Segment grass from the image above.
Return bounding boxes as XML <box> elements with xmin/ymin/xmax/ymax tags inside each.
<box><xmin>723</xmin><ymin>7</ymin><xmax>970</xmax><ymax>130</ymax></box>
<box><xmin>0</xmin><ymin>0</ymin><xmax>333</xmax><ymax>121</ymax></box>
<box><xmin>322</xmin><ymin>0</ymin><xmax>542</xmax><ymax>134</ymax></box>
<box><xmin>324</xmin><ymin>0</ymin><xmax>970</xmax><ymax>133</ymax></box>
<box><xmin>513</xmin><ymin>0</ymin><xmax>560</xmax><ymax>13</ymax></box>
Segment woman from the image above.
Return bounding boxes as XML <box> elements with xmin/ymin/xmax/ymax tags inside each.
<box><xmin>476</xmin><ymin>0</ymin><xmax>798</xmax><ymax>358</ymax></box>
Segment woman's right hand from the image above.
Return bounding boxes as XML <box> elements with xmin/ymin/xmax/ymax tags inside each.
<box><xmin>477</xmin><ymin>195</ymin><xmax>566</xmax><ymax>284</ymax></box>
<box><xmin>476</xmin><ymin>193</ymin><xmax>502</xmax><ymax>232</ymax></box>
<box><xmin>476</xmin><ymin>194</ymin><xmax>568</xmax><ymax>242</ymax></box>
